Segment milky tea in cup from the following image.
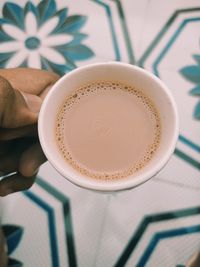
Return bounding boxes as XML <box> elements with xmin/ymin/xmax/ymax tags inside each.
<box><xmin>38</xmin><ymin>62</ymin><xmax>179</xmax><ymax>191</ymax></box>
<box><xmin>55</xmin><ymin>80</ymin><xmax>161</xmax><ymax>181</ymax></box>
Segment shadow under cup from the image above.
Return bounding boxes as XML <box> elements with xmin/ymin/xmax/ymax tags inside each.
<box><xmin>38</xmin><ymin>62</ymin><xmax>179</xmax><ymax>192</ymax></box>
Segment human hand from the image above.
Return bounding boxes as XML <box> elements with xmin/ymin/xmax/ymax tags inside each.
<box><xmin>0</xmin><ymin>68</ymin><xmax>59</xmax><ymax>196</ymax></box>
<box><xmin>0</xmin><ymin>227</ymin><xmax>7</xmax><ymax>267</ymax></box>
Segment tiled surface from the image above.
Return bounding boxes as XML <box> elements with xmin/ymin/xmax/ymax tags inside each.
<box><xmin>0</xmin><ymin>1</ymin><xmax>199</xmax><ymax>266</ymax></box>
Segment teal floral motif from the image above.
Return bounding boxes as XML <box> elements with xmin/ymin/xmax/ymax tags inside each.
<box><xmin>0</xmin><ymin>0</ymin><xmax>94</xmax><ymax>75</ymax></box>
<box><xmin>2</xmin><ymin>224</ymin><xmax>24</xmax><ymax>267</ymax></box>
<box><xmin>180</xmin><ymin>54</ymin><xmax>200</xmax><ymax>120</ymax></box>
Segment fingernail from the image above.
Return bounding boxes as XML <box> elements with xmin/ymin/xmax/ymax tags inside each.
<box><xmin>21</xmin><ymin>92</ymin><xmax>42</xmax><ymax>113</ymax></box>
<box><xmin>33</xmin><ymin>168</ymin><xmax>39</xmax><ymax>175</ymax></box>
<box><xmin>3</xmin><ymin>240</ymin><xmax>8</xmax><ymax>254</ymax></box>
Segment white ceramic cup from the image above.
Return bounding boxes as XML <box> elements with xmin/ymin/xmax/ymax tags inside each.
<box><xmin>38</xmin><ymin>62</ymin><xmax>179</xmax><ymax>192</ymax></box>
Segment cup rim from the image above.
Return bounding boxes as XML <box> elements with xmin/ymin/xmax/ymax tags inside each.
<box><xmin>38</xmin><ymin>62</ymin><xmax>179</xmax><ymax>192</ymax></box>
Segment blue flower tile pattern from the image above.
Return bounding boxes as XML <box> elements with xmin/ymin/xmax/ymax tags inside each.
<box><xmin>180</xmin><ymin>54</ymin><xmax>200</xmax><ymax>120</ymax></box>
<box><xmin>1</xmin><ymin>1</ymin><xmax>200</xmax><ymax>267</ymax></box>
<box><xmin>2</xmin><ymin>225</ymin><xmax>23</xmax><ymax>267</ymax></box>
<box><xmin>0</xmin><ymin>0</ymin><xmax>94</xmax><ymax>75</ymax></box>
<box><xmin>8</xmin><ymin>258</ymin><xmax>22</xmax><ymax>267</ymax></box>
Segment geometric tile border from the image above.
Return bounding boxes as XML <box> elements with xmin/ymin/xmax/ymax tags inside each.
<box><xmin>114</xmin><ymin>206</ymin><xmax>200</xmax><ymax>267</ymax></box>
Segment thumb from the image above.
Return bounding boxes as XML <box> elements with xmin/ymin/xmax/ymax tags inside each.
<box><xmin>0</xmin><ymin>76</ymin><xmax>41</xmax><ymax>128</ymax></box>
<box><xmin>11</xmin><ymin>90</ymin><xmax>42</xmax><ymax>128</ymax></box>
<box><xmin>20</xmin><ymin>91</ymin><xmax>42</xmax><ymax>113</ymax></box>
<box><xmin>3</xmin><ymin>89</ymin><xmax>41</xmax><ymax>128</ymax></box>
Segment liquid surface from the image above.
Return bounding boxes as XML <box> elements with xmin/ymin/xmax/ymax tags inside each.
<box><xmin>56</xmin><ymin>81</ymin><xmax>161</xmax><ymax>180</ymax></box>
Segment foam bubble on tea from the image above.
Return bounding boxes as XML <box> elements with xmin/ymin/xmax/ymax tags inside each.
<box><xmin>56</xmin><ymin>81</ymin><xmax>161</xmax><ymax>181</ymax></box>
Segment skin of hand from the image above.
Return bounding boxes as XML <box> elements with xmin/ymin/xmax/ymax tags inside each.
<box><xmin>0</xmin><ymin>68</ymin><xmax>60</xmax><ymax>196</ymax></box>
<box><xmin>186</xmin><ymin>252</ymin><xmax>200</xmax><ymax>267</ymax></box>
<box><xmin>0</xmin><ymin>227</ymin><xmax>7</xmax><ymax>267</ymax></box>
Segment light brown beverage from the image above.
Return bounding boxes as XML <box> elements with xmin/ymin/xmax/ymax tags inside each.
<box><xmin>56</xmin><ymin>81</ymin><xmax>161</xmax><ymax>180</ymax></box>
